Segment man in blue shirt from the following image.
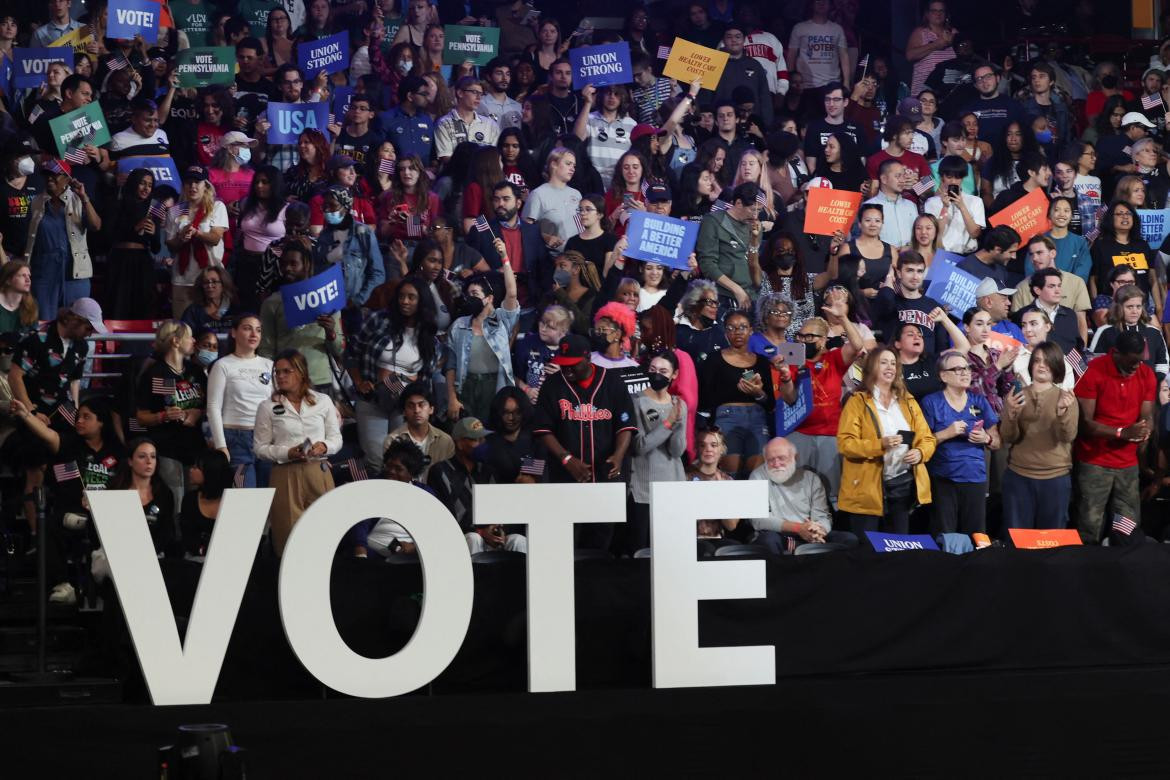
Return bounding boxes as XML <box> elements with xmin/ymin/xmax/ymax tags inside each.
<box><xmin>378</xmin><ymin>75</ymin><xmax>435</xmax><ymax>166</ymax></box>
<box><xmin>32</xmin><ymin>0</ymin><xmax>83</xmax><ymax>46</ymax></box>
<box><xmin>961</xmin><ymin>64</ymin><xmax>1025</xmax><ymax>144</ymax></box>
<box><xmin>974</xmin><ymin>277</ymin><xmax>1026</xmax><ymax>343</ymax></box>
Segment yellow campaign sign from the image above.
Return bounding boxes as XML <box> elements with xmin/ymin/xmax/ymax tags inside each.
<box><xmin>50</xmin><ymin>26</ymin><xmax>96</xmax><ymax>53</ymax></box>
<box><xmin>661</xmin><ymin>38</ymin><xmax>728</xmax><ymax>91</ymax></box>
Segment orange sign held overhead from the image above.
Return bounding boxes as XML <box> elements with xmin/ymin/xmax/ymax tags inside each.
<box><xmin>1008</xmin><ymin>528</ymin><xmax>1083</xmax><ymax>549</ymax></box>
<box><xmin>803</xmin><ymin>188</ymin><xmax>862</xmax><ymax>236</ymax></box>
<box><xmin>662</xmin><ymin>38</ymin><xmax>729</xmax><ymax>90</ymax></box>
<box><xmin>985</xmin><ymin>330</ymin><xmax>1023</xmax><ymax>353</ymax></box>
<box><xmin>989</xmin><ymin>188</ymin><xmax>1051</xmax><ymax>242</ymax></box>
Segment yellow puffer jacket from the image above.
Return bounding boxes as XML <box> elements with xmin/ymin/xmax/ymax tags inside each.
<box><xmin>836</xmin><ymin>391</ymin><xmax>937</xmax><ymax>517</ymax></box>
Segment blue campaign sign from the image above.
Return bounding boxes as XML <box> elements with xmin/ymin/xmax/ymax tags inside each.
<box><xmin>775</xmin><ymin>370</ymin><xmax>813</xmax><ymax>437</ymax></box>
<box><xmin>13</xmin><ymin>48</ymin><xmax>70</xmax><ymax>88</ymax></box>
<box><xmin>865</xmin><ymin>532</ymin><xmax>940</xmax><ymax>553</ymax></box>
<box><xmin>117</xmin><ymin>156</ymin><xmax>181</xmax><ymax>187</ymax></box>
<box><xmin>923</xmin><ymin>250</ymin><xmax>980</xmax><ymax>315</ymax></box>
<box><xmin>1137</xmin><ymin>208</ymin><xmax>1170</xmax><ymax>248</ymax></box>
<box><xmin>281</xmin><ymin>263</ymin><xmax>347</xmax><ymax>328</ymax></box>
<box><xmin>623</xmin><ymin>211</ymin><xmax>699</xmax><ymax>270</ymax></box>
<box><xmin>332</xmin><ymin>86</ymin><xmax>354</xmax><ymax>120</ymax></box>
<box><xmin>298</xmin><ymin>31</ymin><xmax>350</xmax><ymax>77</ymax></box>
<box><xmin>569</xmin><ymin>42</ymin><xmax>633</xmax><ymax>90</ymax></box>
<box><xmin>267</xmin><ymin>102</ymin><xmax>330</xmax><ymax>144</ymax></box>
<box><xmin>108</xmin><ymin>0</ymin><xmax>161</xmax><ymax>43</ymax></box>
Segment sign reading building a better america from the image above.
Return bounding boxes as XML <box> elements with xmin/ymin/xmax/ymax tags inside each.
<box><xmin>175</xmin><ymin>47</ymin><xmax>235</xmax><ymax>88</ymax></box>
<box><xmin>266</xmin><ymin>102</ymin><xmax>329</xmax><ymax>144</ymax></box>
<box><xmin>49</xmin><ymin>102</ymin><xmax>111</xmax><ymax>159</ymax></box>
<box><xmin>569</xmin><ymin>42</ymin><xmax>632</xmax><ymax>89</ymax></box>
<box><xmin>13</xmin><ymin>48</ymin><xmax>70</xmax><ymax>88</ymax></box>
<box><xmin>297</xmin><ymin>31</ymin><xmax>350</xmax><ymax>77</ymax></box>
<box><xmin>442</xmin><ymin>25</ymin><xmax>499</xmax><ymax>66</ymax></box>
<box><xmin>281</xmin><ymin>264</ymin><xmax>347</xmax><ymax>328</ymax></box>
<box><xmin>108</xmin><ymin>0</ymin><xmax>160</xmax><ymax>44</ymax></box>
<box><xmin>624</xmin><ymin>211</ymin><xmax>700</xmax><ymax>270</ymax></box>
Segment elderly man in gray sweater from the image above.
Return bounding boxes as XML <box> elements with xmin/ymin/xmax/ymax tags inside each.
<box><xmin>749</xmin><ymin>437</ymin><xmax>857</xmax><ymax>553</ymax></box>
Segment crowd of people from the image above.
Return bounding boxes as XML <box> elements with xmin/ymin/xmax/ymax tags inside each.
<box><xmin>0</xmin><ymin>0</ymin><xmax>1168</xmax><ymax>606</ymax></box>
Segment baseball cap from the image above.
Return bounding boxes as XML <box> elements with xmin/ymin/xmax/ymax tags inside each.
<box><xmin>1121</xmin><ymin>111</ymin><xmax>1156</xmax><ymax>129</ymax></box>
<box><xmin>897</xmin><ymin>97</ymin><xmax>923</xmax><ymax>121</ymax></box>
<box><xmin>183</xmin><ymin>164</ymin><xmax>210</xmax><ymax>182</ymax></box>
<box><xmin>974</xmin><ymin>278</ymin><xmax>1016</xmax><ymax>298</ymax></box>
<box><xmin>451</xmin><ymin>416</ymin><xmax>488</xmax><ymax>440</ymax></box>
<box><xmin>219</xmin><ymin>131</ymin><xmax>258</xmax><ymax>149</ymax></box>
<box><xmin>630</xmin><ymin>124</ymin><xmax>658</xmax><ymax>143</ymax></box>
<box><xmin>645</xmin><ymin>181</ymin><xmax>673</xmax><ymax>203</ymax></box>
<box><xmin>551</xmin><ymin>333</ymin><xmax>591</xmax><ymax>366</ymax></box>
<box><xmin>328</xmin><ymin>153</ymin><xmax>356</xmax><ymax>171</ymax></box>
<box><xmin>1142</xmin><ymin>67</ymin><xmax>1165</xmax><ymax>82</ymax></box>
<box><xmin>69</xmin><ymin>297</ymin><xmax>108</xmax><ymax>334</ymax></box>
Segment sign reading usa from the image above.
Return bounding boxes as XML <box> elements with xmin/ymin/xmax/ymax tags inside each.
<box><xmin>13</xmin><ymin>47</ymin><xmax>70</xmax><ymax>88</ymax></box>
<box><xmin>266</xmin><ymin>102</ymin><xmax>329</xmax><ymax>144</ymax></box>
<box><xmin>297</xmin><ymin>30</ymin><xmax>349</xmax><ymax>77</ymax></box>
<box><xmin>281</xmin><ymin>263</ymin><xmax>346</xmax><ymax>328</ymax></box>
<box><xmin>117</xmin><ymin>156</ymin><xmax>181</xmax><ymax>187</ymax></box>
<box><xmin>108</xmin><ymin>0</ymin><xmax>160</xmax><ymax>44</ymax></box>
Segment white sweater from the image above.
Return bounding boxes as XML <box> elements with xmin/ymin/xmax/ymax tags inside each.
<box><xmin>253</xmin><ymin>390</ymin><xmax>343</xmax><ymax>464</ymax></box>
<box><xmin>206</xmin><ymin>354</ymin><xmax>275</xmax><ymax>450</ymax></box>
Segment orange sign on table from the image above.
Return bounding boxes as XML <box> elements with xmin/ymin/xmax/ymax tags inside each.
<box><xmin>1008</xmin><ymin>528</ymin><xmax>1083</xmax><ymax>548</ymax></box>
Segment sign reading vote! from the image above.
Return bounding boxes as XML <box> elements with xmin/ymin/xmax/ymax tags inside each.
<box><xmin>13</xmin><ymin>47</ymin><xmax>70</xmax><ymax>88</ymax></box>
<box><xmin>117</xmin><ymin>156</ymin><xmax>181</xmax><ymax>187</ymax></box>
<box><xmin>297</xmin><ymin>31</ymin><xmax>349</xmax><ymax>77</ymax></box>
<box><xmin>569</xmin><ymin>42</ymin><xmax>632</xmax><ymax>89</ymax></box>
<box><xmin>109</xmin><ymin>0</ymin><xmax>160</xmax><ymax>44</ymax></box>
<box><xmin>623</xmin><ymin>211</ymin><xmax>699</xmax><ymax>271</ymax></box>
<box><xmin>281</xmin><ymin>264</ymin><xmax>347</xmax><ymax>328</ymax></box>
<box><xmin>266</xmin><ymin>102</ymin><xmax>330</xmax><ymax>144</ymax></box>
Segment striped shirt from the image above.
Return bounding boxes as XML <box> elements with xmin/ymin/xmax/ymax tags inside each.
<box><xmin>584</xmin><ymin>113</ymin><xmax>636</xmax><ymax>189</ymax></box>
<box><xmin>910</xmin><ymin>29</ymin><xmax>956</xmax><ymax>96</ymax></box>
<box><xmin>631</xmin><ymin>77</ymin><xmax>675</xmax><ymax>125</ymax></box>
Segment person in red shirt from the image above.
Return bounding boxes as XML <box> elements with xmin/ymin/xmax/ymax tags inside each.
<box><xmin>1074</xmin><ymin>330</ymin><xmax>1157</xmax><ymax>543</ymax></box>
<box><xmin>865</xmin><ymin>117</ymin><xmax>931</xmax><ymax>199</ymax></box>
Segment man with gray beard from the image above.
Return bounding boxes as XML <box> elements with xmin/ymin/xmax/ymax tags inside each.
<box><xmin>748</xmin><ymin>437</ymin><xmax>856</xmax><ymax>553</ymax></box>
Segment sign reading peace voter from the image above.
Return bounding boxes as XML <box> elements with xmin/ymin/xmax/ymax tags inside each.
<box><xmin>109</xmin><ymin>0</ymin><xmax>161</xmax><ymax>44</ymax></box>
<box><xmin>281</xmin><ymin>264</ymin><xmax>347</xmax><ymax>328</ymax></box>
<box><xmin>297</xmin><ymin>31</ymin><xmax>350</xmax><ymax>77</ymax></box>
<box><xmin>266</xmin><ymin>102</ymin><xmax>330</xmax><ymax>144</ymax></box>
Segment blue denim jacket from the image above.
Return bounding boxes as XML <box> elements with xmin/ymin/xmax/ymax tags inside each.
<box><xmin>312</xmin><ymin>222</ymin><xmax>385</xmax><ymax>306</ymax></box>
<box><xmin>445</xmin><ymin>305</ymin><xmax>521</xmax><ymax>393</ymax></box>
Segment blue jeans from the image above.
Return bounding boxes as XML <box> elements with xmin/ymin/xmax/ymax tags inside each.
<box><xmin>1002</xmin><ymin>469</ymin><xmax>1071</xmax><ymax>530</ymax></box>
<box><xmin>31</xmin><ymin>251</ymin><xmax>89</xmax><ymax>319</ymax></box>
<box><xmin>755</xmin><ymin>529</ymin><xmax>859</xmax><ymax>554</ymax></box>
<box><xmin>715</xmin><ymin>404</ymin><xmax>770</xmax><ymax>457</ymax></box>
<box><xmin>224</xmin><ymin>428</ymin><xmax>270</xmax><ymax>489</ymax></box>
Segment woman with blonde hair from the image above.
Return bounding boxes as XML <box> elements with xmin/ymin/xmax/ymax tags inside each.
<box><xmin>730</xmin><ymin>149</ymin><xmax>777</xmax><ymax>229</ymax></box>
<box><xmin>165</xmin><ymin>166</ymin><xmax>229</xmax><ymax>318</ymax></box>
<box><xmin>1112</xmin><ymin>174</ymin><xmax>1147</xmax><ymax>210</ymax></box>
<box><xmin>520</xmin><ymin>146</ymin><xmax>583</xmax><ymax>248</ymax></box>
<box><xmin>0</xmin><ymin>261</ymin><xmax>38</xmax><ymax>338</ymax></box>
<box><xmin>837</xmin><ymin>346</ymin><xmax>936</xmax><ymax>536</ymax></box>
<box><xmin>254</xmin><ymin>349</ymin><xmax>342</xmax><ymax>556</ymax></box>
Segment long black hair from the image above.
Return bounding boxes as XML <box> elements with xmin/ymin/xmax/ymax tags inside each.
<box><xmin>120</xmin><ymin>167</ymin><xmax>155</xmax><ymax>222</ymax></box>
<box><xmin>239</xmin><ymin>164</ymin><xmax>286</xmax><ymax>224</ymax></box>
<box><xmin>987</xmin><ymin>120</ymin><xmax>1040</xmax><ymax>188</ymax></box>
<box><xmin>194</xmin><ymin>449</ymin><xmax>233</xmax><ymax>499</ymax></box>
<box><xmin>408</xmin><ymin>238</ymin><xmax>457</xmax><ymax>313</ymax></box>
<box><xmin>762</xmin><ymin>231</ymin><xmax>809</xmax><ymax>301</ymax></box>
<box><xmin>386</xmin><ymin>273</ymin><xmax>438</xmax><ymax>375</ymax></box>
<box><xmin>487</xmin><ymin>385</ymin><xmax>533</xmax><ymax>432</ymax></box>
<box><xmin>497</xmin><ymin>127</ymin><xmax>539</xmax><ymax>190</ymax></box>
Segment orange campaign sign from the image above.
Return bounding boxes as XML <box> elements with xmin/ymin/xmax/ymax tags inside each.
<box><xmin>1008</xmin><ymin>528</ymin><xmax>1083</xmax><ymax>549</ymax></box>
<box><xmin>803</xmin><ymin>188</ymin><xmax>862</xmax><ymax>236</ymax></box>
<box><xmin>662</xmin><ymin>38</ymin><xmax>729</xmax><ymax>90</ymax></box>
<box><xmin>985</xmin><ymin>330</ymin><xmax>1023</xmax><ymax>353</ymax></box>
<box><xmin>988</xmin><ymin>187</ymin><xmax>1051</xmax><ymax>241</ymax></box>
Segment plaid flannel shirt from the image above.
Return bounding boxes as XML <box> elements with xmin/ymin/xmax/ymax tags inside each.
<box><xmin>344</xmin><ymin>310</ymin><xmax>439</xmax><ymax>382</ymax></box>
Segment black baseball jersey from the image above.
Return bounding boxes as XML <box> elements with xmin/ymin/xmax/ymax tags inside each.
<box><xmin>533</xmin><ymin>365</ymin><xmax>637</xmax><ymax>483</ymax></box>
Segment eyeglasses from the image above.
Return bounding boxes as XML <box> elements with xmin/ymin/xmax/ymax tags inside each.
<box><xmin>461</xmin><ymin>89</ymin><xmax>484</xmax><ymax>96</ymax></box>
<box><xmin>975</xmin><ymin>73</ymin><xmax>997</xmax><ymax>82</ymax></box>
<box><xmin>591</xmin><ymin>326</ymin><xmax>618</xmax><ymax>337</ymax></box>
<box><xmin>1115</xmin><ymin>212</ymin><xmax>1135</xmax><ymax>220</ymax></box>
<box><xmin>698</xmin><ymin>298</ymin><xmax>718</xmax><ymax>307</ymax></box>
<box><xmin>941</xmin><ymin>366</ymin><xmax>971</xmax><ymax>374</ymax></box>
<box><xmin>795</xmin><ymin>332</ymin><xmax>822</xmax><ymax>341</ymax></box>
<box><xmin>725</xmin><ymin>324</ymin><xmax>751</xmax><ymax>333</ymax></box>
<box><xmin>766</xmin><ymin>309</ymin><xmax>792</xmax><ymax>317</ymax></box>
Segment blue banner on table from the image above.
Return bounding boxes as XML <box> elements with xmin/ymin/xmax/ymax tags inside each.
<box><xmin>569</xmin><ymin>42</ymin><xmax>633</xmax><ymax>89</ymax></box>
<box><xmin>13</xmin><ymin>48</ymin><xmax>70</xmax><ymax>88</ymax></box>
<box><xmin>1137</xmin><ymin>208</ymin><xmax>1170</xmax><ymax>248</ymax></box>
<box><xmin>923</xmin><ymin>250</ymin><xmax>980</xmax><ymax>315</ymax></box>
<box><xmin>108</xmin><ymin>0</ymin><xmax>160</xmax><ymax>44</ymax></box>
<box><xmin>297</xmin><ymin>30</ymin><xmax>349</xmax><ymax>77</ymax></box>
<box><xmin>865</xmin><ymin>532</ymin><xmax>940</xmax><ymax>553</ymax></box>
<box><xmin>266</xmin><ymin>102</ymin><xmax>330</xmax><ymax>144</ymax></box>
<box><xmin>332</xmin><ymin>86</ymin><xmax>354</xmax><ymax>120</ymax></box>
<box><xmin>775</xmin><ymin>370</ymin><xmax>813</xmax><ymax>437</ymax></box>
<box><xmin>117</xmin><ymin>156</ymin><xmax>181</xmax><ymax>187</ymax></box>
<box><xmin>281</xmin><ymin>263</ymin><xmax>346</xmax><ymax>328</ymax></box>
<box><xmin>623</xmin><ymin>211</ymin><xmax>699</xmax><ymax>270</ymax></box>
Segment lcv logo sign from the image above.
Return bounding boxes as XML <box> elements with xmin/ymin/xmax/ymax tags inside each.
<box><xmin>88</xmin><ymin>481</ymin><xmax>774</xmax><ymax>706</ymax></box>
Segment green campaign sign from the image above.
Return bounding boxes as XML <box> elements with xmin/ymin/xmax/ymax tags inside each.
<box><xmin>442</xmin><ymin>25</ymin><xmax>499</xmax><ymax>66</ymax></box>
<box><xmin>49</xmin><ymin>102</ymin><xmax>111</xmax><ymax>158</ymax></box>
<box><xmin>175</xmin><ymin>46</ymin><xmax>236</xmax><ymax>88</ymax></box>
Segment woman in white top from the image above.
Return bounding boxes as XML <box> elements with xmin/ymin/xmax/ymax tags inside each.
<box><xmin>521</xmin><ymin>147</ymin><xmax>582</xmax><ymax>250</ymax></box>
<box><xmin>253</xmin><ymin>349</ymin><xmax>342</xmax><ymax>556</ymax></box>
<box><xmin>636</xmin><ymin>262</ymin><xmax>667</xmax><ymax>311</ymax></box>
<box><xmin>207</xmin><ymin>314</ymin><xmax>275</xmax><ymax>488</ymax></box>
<box><xmin>1012</xmin><ymin>309</ymin><xmax>1076</xmax><ymax>390</ymax></box>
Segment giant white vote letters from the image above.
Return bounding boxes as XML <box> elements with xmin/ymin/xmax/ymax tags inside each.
<box><xmin>89</xmin><ymin>480</ymin><xmax>771</xmax><ymax>705</ymax></box>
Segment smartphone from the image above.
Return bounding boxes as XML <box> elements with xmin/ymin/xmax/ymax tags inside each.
<box><xmin>947</xmin><ymin>184</ymin><xmax>960</xmax><ymax>198</ymax></box>
<box><xmin>778</xmin><ymin>342</ymin><xmax>807</xmax><ymax>366</ymax></box>
<box><xmin>972</xmin><ymin>419</ymin><xmax>985</xmax><ymax>432</ymax></box>
<box><xmin>898</xmin><ymin>430</ymin><xmax>915</xmax><ymax>448</ymax></box>
<box><xmin>1012</xmin><ymin>376</ymin><xmax>1025</xmax><ymax>395</ymax></box>
<box><xmin>623</xmin><ymin>193</ymin><xmax>634</xmax><ymax>206</ymax></box>
<box><xmin>741</xmin><ymin>369</ymin><xmax>758</xmax><ymax>382</ymax></box>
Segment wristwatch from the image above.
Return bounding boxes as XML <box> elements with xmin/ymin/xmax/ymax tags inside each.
<box><xmin>561</xmin><ymin>453</ymin><xmax>573</xmax><ymax>465</ymax></box>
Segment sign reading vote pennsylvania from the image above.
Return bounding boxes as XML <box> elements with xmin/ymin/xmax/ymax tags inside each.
<box><xmin>442</xmin><ymin>25</ymin><xmax>499</xmax><ymax>66</ymax></box>
<box><xmin>13</xmin><ymin>48</ymin><xmax>70</xmax><ymax>88</ymax></box>
<box><xmin>282</xmin><ymin>264</ymin><xmax>346</xmax><ymax>328</ymax></box>
<box><xmin>108</xmin><ymin>0</ymin><xmax>160</xmax><ymax>44</ymax></box>
<box><xmin>49</xmin><ymin>102</ymin><xmax>111</xmax><ymax>158</ymax></box>
<box><xmin>865</xmin><ymin>532</ymin><xmax>939</xmax><ymax>553</ymax></box>
<box><xmin>117</xmin><ymin>156</ymin><xmax>181</xmax><ymax>186</ymax></box>
<box><xmin>923</xmin><ymin>250</ymin><xmax>980</xmax><ymax>315</ymax></box>
<box><xmin>297</xmin><ymin>31</ymin><xmax>349</xmax><ymax>77</ymax></box>
<box><xmin>175</xmin><ymin>47</ymin><xmax>235</xmax><ymax>88</ymax></box>
<box><xmin>624</xmin><ymin>211</ymin><xmax>699</xmax><ymax>270</ymax></box>
<box><xmin>569</xmin><ymin>42</ymin><xmax>632</xmax><ymax>89</ymax></box>
<box><xmin>266</xmin><ymin>102</ymin><xmax>329</xmax><ymax>144</ymax></box>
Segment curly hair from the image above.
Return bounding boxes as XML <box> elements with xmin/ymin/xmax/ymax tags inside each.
<box><xmin>594</xmin><ymin>300</ymin><xmax>637</xmax><ymax>353</ymax></box>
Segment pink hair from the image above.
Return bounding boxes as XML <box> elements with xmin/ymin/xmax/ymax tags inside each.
<box><xmin>594</xmin><ymin>301</ymin><xmax>637</xmax><ymax>354</ymax></box>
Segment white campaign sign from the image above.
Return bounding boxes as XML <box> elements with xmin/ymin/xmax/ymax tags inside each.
<box><xmin>89</xmin><ymin>480</ymin><xmax>775</xmax><ymax>705</ymax></box>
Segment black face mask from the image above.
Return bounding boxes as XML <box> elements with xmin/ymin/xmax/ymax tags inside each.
<box><xmin>647</xmin><ymin>373</ymin><xmax>671</xmax><ymax>391</ymax></box>
<box><xmin>461</xmin><ymin>297</ymin><xmax>485</xmax><ymax>319</ymax></box>
<box><xmin>1102</xmin><ymin>74</ymin><xmax>1119</xmax><ymax>89</ymax></box>
<box><xmin>698</xmin><ymin>314</ymin><xmax>715</xmax><ymax>327</ymax></box>
<box><xmin>590</xmin><ymin>332</ymin><xmax>611</xmax><ymax>352</ymax></box>
<box><xmin>777</xmin><ymin>252</ymin><xmax>796</xmax><ymax>270</ymax></box>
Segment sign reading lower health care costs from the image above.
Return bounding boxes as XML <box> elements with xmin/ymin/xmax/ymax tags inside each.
<box><xmin>803</xmin><ymin>187</ymin><xmax>862</xmax><ymax>235</ymax></box>
<box><xmin>923</xmin><ymin>250</ymin><xmax>979</xmax><ymax>314</ymax></box>
<box><xmin>1007</xmin><ymin>528</ymin><xmax>1082</xmax><ymax>549</ymax></box>
<box><xmin>266</xmin><ymin>102</ymin><xmax>330</xmax><ymax>144</ymax></box>
<box><xmin>865</xmin><ymin>532</ymin><xmax>940</xmax><ymax>553</ymax></box>
<box><xmin>13</xmin><ymin>48</ymin><xmax>70</xmax><ymax>88</ymax></box>
<box><xmin>175</xmin><ymin>47</ymin><xmax>236</xmax><ymax>88</ymax></box>
<box><xmin>988</xmin><ymin>187</ymin><xmax>1051</xmax><ymax>239</ymax></box>
<box><xmin>442</xmin><ymin>25</ymin><xmax>499</xmax><ymax>66</ymax></box>
<box><xmin>108</xmin><ymin>0</ymin><xmax>160</xmax><ymax>44</ymax></box>
<box><xmin>569</xmin><ymin>42</ymin><xmax>632</xmax><ymax>89</ymax></box>
<box><xmin>662</xmin><ymin>38</ymin><xmax>728</xmax><ymax>90</ymax></box>
<box><xmin>623</xmin><ymin>211</ymin><xmax>699</xmax><ymax>270</ymax></box>
<box><xmin>49</xmin><ymin>102</ymin><xmax>111</xmax><ymax>159</ymax></box>
<box><xmin>297</xmin><ymin>31</ymin><xmax>349</xmax><ymax>77</ymax></box>
<box><xmin>117</xmin><ymin>156</ymin><xmax>181</xmax><ymax>187</ymax></box>
<box><xmin>1137</xmin><ymin>208</ymin><xmax>1170</xmax><ymax>247</ymax></box>
<box><xmin>282</xmin><ymin>264</ymin><xmax>347</xmax><ymax>328</ymax></box>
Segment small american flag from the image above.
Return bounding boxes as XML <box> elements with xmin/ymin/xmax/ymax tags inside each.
<box><xmin>383</xmin><ymin>373</ymin><xmax>405</xmax><ymax>395</ymax></box>
<box><xmin>858</xmin><ymin>53</ymin><xmax>870</xmax><ymax>71</ymax></box>
<box><xmin>53</xmin><ymin>461</ymin><xmax>81</xmax><ymax>482</ymax></box>
<box><xmin>640</xmin><ymin>180</ymin><xmax>649</xmax><ymax>196</ymax></box>
<box><xmin>473</xmin><ymin>215</ymin><xmax>492</xmax><ymax>233</ymax></box>
<box><xmin>1083</xmin><ymin>224</ymin><xmax>1100</xmax><ymax>243</ymax></box>
<box><xmin>44</xmin><ymin>158</ymin><xmax>69</xmax><ymax>176</ymax></box>
<box><xmin>233</xmin><ymin>464</ymin><xmax>247</xmax><ymax>488</ymax></box>
<box><xmin>657</xmin><ymin>45</ymin><xmax>671</xmax><ymax>60</ymax></box>
<box><xmin>911</xmin><ymin>175</ymin><xmax>935</xmax><ymax>196</ymax></box>
<box><xmin>55</xmin><ymin>401</ymin><xmax>77</xmax><ymax>426</ymax></box>
<box><xmin>1113</xmin><ymin>513</ymin><xmax>1137</xmax><ymax>536</ymax></box>
<box><xmin>406</xmin><ymin>213</ymin><xmax>424</xmax><ymax>237</ymax></box>
<box><xmin>755</xmin><ymin>189</ymin><xmax>767</xmax><ymax>206</ymax></box>
<box><xmin>178</xmin><ymin>202</ymin><xmax>190</xmax><ymax>217</ymax></box>
<box><xmin>1122</xmin><ymin>146</ymin><xmax>1132</xmax><ymax>157</ymax></box>
<box><xmin>328</xmin><ymin>113</ymin><xmax>336</xmax><ymax>126</ymax></box>
<box><xmin>106</xmin><ymin>55</ymin><xmax>129</xmax><ymax>71</ymax></box>
<box><xmin>519</xmin><ymin>456</ymin><xmax>545</xmax><ymax>476</ymax></box>
<box><xmin>573</xmin><ymin>210</ymin><xmax>584</xmax><ymax>233</ymax></box>
<box><xmin>148</xmin><ymin>200</ymin><xmax>166</xmax><ymax>220</ymax></box>
<box><xmin>128</xmin><ymin>417</ymin><xmax>146</xmax><ymax>433</ymax></box>
<box><xmin>1067</xmin><ymin>348</ymin><xmax>1088</xmax><ymax>379</ymax></box>
<box><xmin>346</xmin><ymin>458</ymin><xmax>368</xmax><ymax>481</ymax></box>
<box><xmin>151</xmin><ymin>377</ymin><xmax>177</xmax><ymax>396</ymax></box>
<box><xmin>378</xmin><ymin>158</ymin><xmax>396</xmax><ymax>175</ymax></box>
<box><xmin>1142</xmin><ymin>92</ymin><xmax>1163</xmax><ymax>111</ymax></box>
<box><xmin>63</xmin><ymin>148</ymin><xmax>88</xmax><ymax>165</ymax></box>
<box><xmin>710</xmin><ymin>199</ymin><xmax>731</xmax><ymax>213</ymax></box>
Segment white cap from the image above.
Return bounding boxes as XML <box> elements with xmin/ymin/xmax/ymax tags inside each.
<box><xmin>974</xmin><ymin>277</ymin><xmax>1016</xmax><ymax>298</ymax></box>
<box><xmin>219</xmin><ymin>131</ymin><xmax>259</xmax><ymax>148</ymax></box>
<box><xmin>1121</xmin><ymin>111</ymin><xmax>1156</xmax><ymax>129</ymax></box>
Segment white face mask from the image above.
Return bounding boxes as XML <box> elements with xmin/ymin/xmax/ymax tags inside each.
<box><xmin>16</xmin><ymin>156</ymin><xmax>35</xmax><ymax>176</ymax></box>
<box><xmin>398</xmin><ymin>60</ymin><xmax>413</xmax><ymax>74</ymax></box>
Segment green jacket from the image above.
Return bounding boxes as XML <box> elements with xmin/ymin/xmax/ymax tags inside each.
<box><xmin>258</xmin><ymin>291</ymin><xmax>345</xmax><ymax>389</ymax></box>
<box><xmin>696</xmin><ymin>210</ymin><xmax>755</xmax><ymax>302</ymax></box>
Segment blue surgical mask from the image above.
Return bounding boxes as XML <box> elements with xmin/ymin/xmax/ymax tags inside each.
<box><xmin>398</xmin><ymin>60</ymin><xmax>413</xmax><ymax>74</ymax></box>
<box><xmin>324</xmin><ymin>210</ymin><xmax>344</xmax><ymax>225</ymax></box>
<box><xmin>1035</xmin><ymin>129</ymin><xmax>1053</xmax><ymax>144</ymax></box>
<box><xmin>234</xmin><ymin>147</ymin><xmax>252</xmax><ymax>165</ymax></box>
<box><xmin>197</xmin><ymin>349</ymin><xmax>218</xmax><ymax>366</ymax></box>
